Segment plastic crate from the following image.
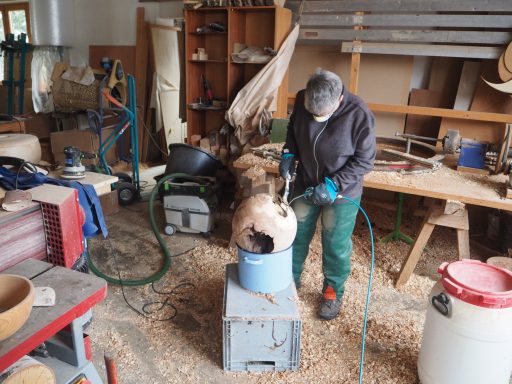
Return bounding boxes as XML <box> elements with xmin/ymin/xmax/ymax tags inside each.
<box><xmin>223</xmin><ymin>264</ymin><xmax>301</xmax><ymax>372</ymax></box>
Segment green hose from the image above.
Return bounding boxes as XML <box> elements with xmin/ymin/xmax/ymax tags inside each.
<box><xmin>87</xmin><ymin>173</ymin><xmax>193</xmax><ymax>286</ymax></box>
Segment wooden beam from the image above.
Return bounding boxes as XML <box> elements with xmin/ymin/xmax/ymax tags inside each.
<box><xmin>340</xmin><ymin>42</ymin><xmax>502</xmax><ymax>59</ymax></box>
<box><xmin>288</xmin><ymin>0</ymin><xmax>512</xmax><ymax>13</ymax></box>
<box><xmin>300</xmin><ymin>29</ymin><xmax>512</xmax><ymax>45</ymax></box>
<box><xmin>349</xmin><ymin>13</ymin><xmax>363</xmax><ymax>95</ymax></box>
<box><xmin>135</xmin><ymin>7</ymin><xmax>148</xmax><ymax>163</ymax></box>
<box><xmin>350</xmin><ymin>50</ymin><xmax>361</xmax><ymax>94</ymax></box>
<box><xmin>301</xmin><ymin>14</ymin><xmax>512</xmax><ymax>29</ymax></box>
<box><xmin>287</xmin><ymin>94</ymin><xmax>512</xmax><ymax>124</ymax></box>
<box><xmin>368</xmin><ymin>103</ymin><xmax>512</xmax><ymax>123</ymax></box>
<box><xmin>396</xmin><ymin>219</ymin><xmax>436</xmax><ymax>287</ymax></box>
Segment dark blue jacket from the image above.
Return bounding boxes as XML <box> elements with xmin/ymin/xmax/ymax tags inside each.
<box><xmin>284</xmin><ymin>88</ymin><xmax>376</xmax><ymax>203</ymax></box>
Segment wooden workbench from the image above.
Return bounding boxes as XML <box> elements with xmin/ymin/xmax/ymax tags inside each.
<box><xmin>233</xmin><ymin>156</ymin><xmax>512</xmax><ymax>286</ymax></box>
<box><xmin>0</xmin><ymin>259</ymin><xmax>107</xmax><ymax>373</ymax></box>
<box><xmin>233</xmin><ymin>158</ymin><xmax>512</xmax><ymax>211</ymax></box>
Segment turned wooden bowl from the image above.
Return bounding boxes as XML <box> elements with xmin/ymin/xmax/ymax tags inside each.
<box><xmin>0</xmin><ymin>274</ymin><xmax>34</xmax><ymax>341</ymax></box>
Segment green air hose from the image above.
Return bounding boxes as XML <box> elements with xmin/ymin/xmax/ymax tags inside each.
<box><xmin>87</xmin><ymin>173</ymin><xmax>193</xmax><ymax>286</ymax></box>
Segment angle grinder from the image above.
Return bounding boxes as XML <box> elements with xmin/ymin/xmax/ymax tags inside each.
<box><xmin>61</xmin><ymin>146</ymin><xmax>96</xmax><ymax>180</ymax></box>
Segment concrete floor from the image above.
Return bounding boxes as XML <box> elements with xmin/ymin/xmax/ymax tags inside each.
<box><xmin>85</xmin><ymin>195</ymin><xmax>501</xmax><ymax>384</ymax></box>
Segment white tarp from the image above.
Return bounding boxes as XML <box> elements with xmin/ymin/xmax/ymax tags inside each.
<box><xmin>225</xmin><ymin>24</ymin><xmax>299</xmax><ymax>145</ymax></box>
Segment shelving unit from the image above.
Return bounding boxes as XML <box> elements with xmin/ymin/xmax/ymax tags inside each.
<box><xmin>185</xmin><ymin>5</ymin><xmax>291</xmax><ymax>144</ymax></box>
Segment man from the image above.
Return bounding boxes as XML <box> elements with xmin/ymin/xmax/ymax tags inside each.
<box><xmin>280</xmin><ymin>68</ymin><xmax>376</xmax><ymax>320</ymax></box>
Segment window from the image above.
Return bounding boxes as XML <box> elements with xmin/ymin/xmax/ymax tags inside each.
<box><xmin>0</xmin><ymin>3</ymin><xmax>31</xmax><ymax>82</ymax></box>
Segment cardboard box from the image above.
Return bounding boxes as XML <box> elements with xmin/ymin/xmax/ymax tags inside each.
<box><xmin>40</xmin><ymin>138</ymin><xmax>55</xmax><ymax>164</ymax></box>
<box><xmin>50</xmin><ymin>129</ymin><xmax>118</xmax><ymax>166</ymax></box>
<box><xmin>24</xmin><ymin>114</ymin><xmax>52</xmax><ymax>139</ymax></box>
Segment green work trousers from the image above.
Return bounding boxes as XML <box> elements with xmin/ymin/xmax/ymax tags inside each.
<box><xmin>291</xmin><ymin>196</ymin><xmax>361</xmax><ymax>299</ymax></box>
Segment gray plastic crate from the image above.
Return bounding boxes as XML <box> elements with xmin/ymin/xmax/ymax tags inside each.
<box><xmin>222</xmin><ymin>263</ymin><xmax>301</xmax><ymax>372</ymax></box>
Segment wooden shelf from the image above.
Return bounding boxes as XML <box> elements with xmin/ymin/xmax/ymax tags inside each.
<box><xmin>193</xmin><ymin>6</ymin><xmax>278</xmax><ymax>11</ymax></box>
<box><xmin>185</xmin><ymin>5</ymin><xmax>291</xmax><ymax>141</ymax></box>
<box><xmin>189</xmin><ymin>31</ymin><xmax>227</xmax><ymax>35</ymax></box>
<box><xmin>189</xmin><ymin>59</ymin><xmax>228</xmax><ymax>63</ymax></box>
<box><xmin>187</xmin><ymin>105</ymin><xmax>227</xmax><ymax>112</ymax></box>
<box><xmin>230</xmin><ymin>60</ymin><xmax>268</xmax><ymax>65</ymax></box>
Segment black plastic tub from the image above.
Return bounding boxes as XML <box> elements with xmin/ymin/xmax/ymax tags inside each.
<box><xmin>164</xmin><ymin>143</ymin><xmax>221</xmax><ymax>177</ymax></box>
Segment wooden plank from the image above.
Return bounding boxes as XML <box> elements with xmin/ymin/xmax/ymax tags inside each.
<box><xmin>369</xmin><ymin>103</ymin><xmax>512</xmax><ymax>123</ymax></box>
<box><xmin>2</xmin><ymin>259</ymin><xmax>53</xmax><ymax>280</ymax></box>
<box><xmin>89</xmin><ymin>46</ymin><xmax>136</xmax><ymax>74</ymax></box>
<box><xmin>46</xmin><ymin>171</ymin><xmax>118</xmax><ymax>196</ymax></box>
<box><xmin>233</xmin><ymin>156</ymin><xmax>512</xmax><ymax>211</ymax></box>
<box><xmin>453</xmin><ymin>61</ymin><xmax>480</xmax><ymax>111</ymax></box>
<box><xmin>364</xmin><ymin>170</ymin><xmax>512</xmax><ymax>211</ymax></box>
<box><xmin>135</xmin><ymin>7</ymin><xmax>149</xmax><ymax>163</ymax></box>
<box><xmin>301</xmin><ymin>14</ymin><xmax>512</xmax><ymax>29</ymax></box>
<box><xmin>396</xmin><ymin>219</ymin><xmax>436</xmax><ymax>287</ymax></box>
<box><xmin>288</xmin><ymin>0</ymin><xmax>512</xmax><ymax>13</ymax></box>
<box><xmin>341</xmin><ymin>42</ymin><xmax>502</xmax><ymax>59</ymax></box>
<box><xmin>427</xmin><ymin>205</ymin><xmax>469</xmax><ymax>230</ymax></box>
<box><xmin>349</xmin><ymin>14</ymin><xmax>363</xmax><ymax>95</ymax></box>
<box><xmin>301</xmin><ymin>29</ymin><xmax>512</xmax><ymax>45</ymax></box>
<box><xmin>456</xmin><ymin>229</ymin><xmax>471</xmax><ymax>259</ymax></box>
<box><xmin>404</xmin><ymin>89</ymin><xmax>443</xmax><ymax>139</ymax></box>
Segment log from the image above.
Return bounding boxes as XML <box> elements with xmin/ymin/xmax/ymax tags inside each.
<box><xmin>1</xmin><ymin>356</ymin><xmax>55</xmax><ymax>384</ymax></box>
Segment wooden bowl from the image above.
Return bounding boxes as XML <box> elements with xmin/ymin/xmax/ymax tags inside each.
<box><xmin>0</xmin><ymin>275</ymin><xmax>34</xmax><ymax>341</ymax></box>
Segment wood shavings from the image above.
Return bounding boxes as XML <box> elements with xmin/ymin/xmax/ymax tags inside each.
<box><xmin>237</xmin><ymin>153</ymin><xmax>280</xmax><ymax>168</ymax></box>
<box><xmin>254</xmin><ymin>143</ymin><xmax>285</xmax><ymax>152</ymax></box>
<box><xmin>248</xmin><ymin>291</ymin><xmax>277</xmax><ymax>304</ymax></box>
<box><xmin>85</xmin><ymin>200</ymin><xmax>470</xmax><ymax>384</ymax></box>
<box><xmin>242</xmin><ymin>165</ymin><xmax>266</xmax><ymax>179</ymax></box>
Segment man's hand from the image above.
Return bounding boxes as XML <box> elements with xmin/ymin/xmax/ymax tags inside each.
<box><xmin>279</xmin><ymin>153</ymin><xmax>296</xmax><ymax>179</ymax></box>
<box><xmin>306</xmin><ymin>177</ymin><xmax>338</xmax><ymax>205</ymax></box>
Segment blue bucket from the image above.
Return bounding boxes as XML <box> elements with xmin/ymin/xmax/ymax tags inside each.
<box><xmin>237</xmin><ymin>246</ymin><xmax>293</xmax><ymax>294</ymax></box>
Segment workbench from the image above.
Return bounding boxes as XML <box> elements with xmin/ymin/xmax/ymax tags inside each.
<box><xmin>0</xmin><ymin>259</ymin><xmax>107</xmax><ymax>383</ymax></box>
<box><xmin>0</xmin><ymin>171</ymin><xmax>118</xmax><ymax>200</ymax></box>
<box><xmin>233</xmin><ymin>157</ymin><xmax>512</xmax><ymax>286</ymax></box>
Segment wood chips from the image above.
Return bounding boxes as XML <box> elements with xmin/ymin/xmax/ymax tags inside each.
<box><xmin>87</xmin><ymin>202</ymin><xmax>465</xmax><ymax>383</ymax></box>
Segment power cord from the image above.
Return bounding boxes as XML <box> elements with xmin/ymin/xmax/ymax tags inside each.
<box><xmin>102</xmin><ymin>236</ymin><xmax>197</xmax><ymax>322</ymax></box>
<box><xmin>14</xmin><ymin>160</ymin><xmax>38</xmax><ymax>190</ymax></box>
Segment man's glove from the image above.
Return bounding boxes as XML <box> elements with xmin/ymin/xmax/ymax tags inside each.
<box><xmin>279</xmin><ymin>153</ymin><xmax>296</xmax><ymax>179</ymax></box>
<box><xmin>306</xmin><ymin>177</ymin><xmax>338</xmax><ymax>205</ymax></box>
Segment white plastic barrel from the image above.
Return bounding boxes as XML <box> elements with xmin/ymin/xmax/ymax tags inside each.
<box><xmin>418</xmin><ymin>260</ymin><xmax>512</xmax><ymax>384</ymax></box>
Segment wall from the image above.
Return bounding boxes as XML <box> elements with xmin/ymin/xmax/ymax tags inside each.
<box><xmin>288</xmin><ymin>45</ymin><xmax>413</xmax><ymax>137</ymax></box>
<box><xmin>70</xmin><ymin>0</ymin><xmax>183</xmax><ymax>65</ymax></box>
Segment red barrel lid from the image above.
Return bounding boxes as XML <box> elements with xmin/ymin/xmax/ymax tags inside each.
<box><xmin>438</xmin><ymin>260</ymin><xmax>512</xmax><ymax>309</ymax></box>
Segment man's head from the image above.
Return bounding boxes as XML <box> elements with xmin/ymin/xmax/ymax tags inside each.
<box><xmin>304</xmin><ymin>68</ymin><xmax>344</xmax><ymax>122</ymax></box>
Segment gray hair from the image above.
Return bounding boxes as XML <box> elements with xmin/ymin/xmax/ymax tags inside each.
<box><xmin>304</xmin><ymin>68</ymin><xmax>343</xmax><ymax>116</ymax></box>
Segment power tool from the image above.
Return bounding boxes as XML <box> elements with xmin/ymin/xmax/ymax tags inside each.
<box><xmin>61</xmin><ymin>146</ymin><xmax>96</xmax><ymax>180</ymax></box>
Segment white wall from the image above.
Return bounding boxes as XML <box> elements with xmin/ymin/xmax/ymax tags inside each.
<box><xmin>70</xmin><ymin>0</ymin><xmax>182</xmax><ymax>65</ymax></box>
